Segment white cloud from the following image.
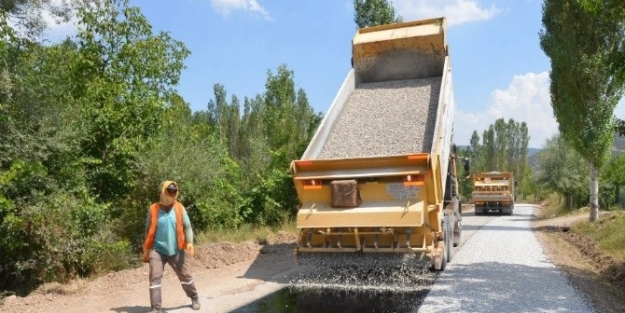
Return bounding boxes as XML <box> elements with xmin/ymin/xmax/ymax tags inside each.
<box><xmin>392</xmin><ymin>0</ymin><xmax>500</xmax><ymax>26</ymax></box>
<box><xmin>211</xmin><ymin>0</ymin><xmax>271</xmax><ymax>19</ymax></box>
<box><xmin>7</xmin><ymin>0</ymin><xmax>78</xmax><ymax>42</ymax></box>
<box><xmin>42</xmin><ymin>10</ymin><xmax>78</xmax><ymax>42</ymax></box>
<box><xmin>453</xmin><ymin>71</ymin><xmax>557</xmax><ymax>149</ymax></box>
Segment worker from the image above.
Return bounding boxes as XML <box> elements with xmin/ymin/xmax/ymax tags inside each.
<box><xmin>143</xmin><ymin>181</ymin><xmax>201</xmax><ymax>312</ymax></box>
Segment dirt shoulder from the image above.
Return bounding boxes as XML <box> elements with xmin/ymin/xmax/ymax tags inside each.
<box><xmin>531</xmin><ymin>208</ymin><xmax>625</xmax><ymax>313</ymax></box>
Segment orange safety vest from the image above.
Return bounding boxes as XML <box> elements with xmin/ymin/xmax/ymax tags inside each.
<box><xmin>143</xmin><ymin>201</ymin><xmax>186</xmax><ymax>251</ymax></box>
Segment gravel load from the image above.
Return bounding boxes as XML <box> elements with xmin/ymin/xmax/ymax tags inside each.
<box><xmin>418</xmin><ymin>206</ymin><xmax>595</xmax><ymax>313</ymax></box>
<box><xmin>292</xmin><ymin>253</ymin><xmax>435</xmax><ymax>291</ymax></box>
<box><xmin>318</xmin><ymin>77</ymin><xmax>442</xmax><ymax>159</ymax></box>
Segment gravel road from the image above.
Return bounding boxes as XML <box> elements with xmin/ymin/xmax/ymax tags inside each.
<box><xmin>419</xmin><ymin>204</ymin><xmax>595</xmax><ymax>313</ymax></box>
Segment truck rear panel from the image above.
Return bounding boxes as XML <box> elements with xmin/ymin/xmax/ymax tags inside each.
<box><xmin>472</xmin><ymin>171</ymin><xmax>515</xmax><ymax>215</ymax></box>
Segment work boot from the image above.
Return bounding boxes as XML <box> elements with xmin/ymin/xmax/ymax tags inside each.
<box><xmin>191</xmin><ymin>296</ymin><xmax>201</xmax><ymax>310</ymax></box>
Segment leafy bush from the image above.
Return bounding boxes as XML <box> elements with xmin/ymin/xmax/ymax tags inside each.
<box><xmin>0</xmin><ymin>185</ymin><xmax>133</xmax><ymax>292</ymax></box>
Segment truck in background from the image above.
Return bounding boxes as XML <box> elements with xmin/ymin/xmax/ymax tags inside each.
<box><xmin>289</xmin><ymin>17</ymin><xmax>462</xmax><ymax>271</ymax></box>
<box><xmin>472</xmin><ymin>171</ymin><xmax>515</xmax><ymax>215</ymax></box>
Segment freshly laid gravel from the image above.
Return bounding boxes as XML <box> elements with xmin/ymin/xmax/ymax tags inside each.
<box><xmin>318</xmin><ymin>77</ymin><xmax>442</xmax><ymax>159</ymax></box>
<box><xmin>419</xmin><ymin>205</ymin><xmax>595</xmax><ymax>313</ymax></box>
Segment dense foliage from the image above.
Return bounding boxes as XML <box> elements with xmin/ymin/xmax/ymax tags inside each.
<box><xmin>0</xmin><ymin>0</ymin><xmax>320</xmax><ymax>293</ymax></box>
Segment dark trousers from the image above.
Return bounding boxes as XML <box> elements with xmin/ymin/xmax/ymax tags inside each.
<box><xmin>149</xmin><ymin>250</ymin><xmax>198</xmax><ymax>310</ymax></box>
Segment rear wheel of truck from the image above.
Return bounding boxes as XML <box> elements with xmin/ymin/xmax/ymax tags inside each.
<box><xmin>453</xmin><ymin>211</ymin><xmax>461</xmax><ymax>247</ymax></box>
<box><xmin>474</xmin><ymin>207</ymin><xmax>483</xmax><ymax>215</ymax></box>
<box><xmin>445</xmin><ymin>215</ymin><xmax>455</xmax><ymax>262</ymax></box>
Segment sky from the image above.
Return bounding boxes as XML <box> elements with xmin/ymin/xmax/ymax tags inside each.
<box><xmin>41</xmin><ymin>0</ymin><xmax>625</xmax><ymax>149</ymax></box>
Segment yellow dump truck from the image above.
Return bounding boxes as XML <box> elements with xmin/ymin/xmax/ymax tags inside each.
<box><xmin>472</xmin><ymin>171</ymin><xmax>515</xmax><ymax>215</ymax></box>
<box><xmin>289</xmin><ymin>17</ymin><xmax>463</xmax><ymax>272</ymax></box>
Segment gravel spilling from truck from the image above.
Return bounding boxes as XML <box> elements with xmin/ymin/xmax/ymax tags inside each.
<box><xmin>292</xmin><ymin>253</ymin><xmax>436</xmax><ymax>291</ymax></box>
<box><xmin>318</xmin><ymin>77</ymin><xmax>442</xmax><ymax>159</ymax></box>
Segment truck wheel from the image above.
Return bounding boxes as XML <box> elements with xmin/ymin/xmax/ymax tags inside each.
<box><xmin>445</xmin><ymin>215</ymin><xmax>455</xmax><ymax>262</ymax></box>
<box><xmin>474</xmin><ymin>207</ymin><xmax>483</xmax><ymax>216</ymax></box>
<box><xmin>453</xmin><ymin>215</ymin><xmax>461</xmax><ymax>247</ymax></box>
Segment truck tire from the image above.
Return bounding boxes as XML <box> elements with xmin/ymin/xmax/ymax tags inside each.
<box><xmin>453</xmin><ymin>208</ymin><xmax>461</xmax><ymax>247</ymax></box>
<box><xmin>445</xmin><ymin>215</ymin><xmax>455</xmax><ymax>262</ymax></box>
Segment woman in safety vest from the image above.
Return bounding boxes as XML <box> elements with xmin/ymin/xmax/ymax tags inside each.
<box><xmin>143</xmin><ymin>181</ymin><xmax>200</xmax><ymax>313</ymax></box>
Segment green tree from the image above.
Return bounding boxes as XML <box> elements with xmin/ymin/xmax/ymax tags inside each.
<box><xmin>353</xmin><ymin>0</ymin><xmax>403</xmax><ymax>28</ymax></box>
<box><xmin>536</xmin><ymin>135</ymin><xmax>589</xmax><ymax>210</ymax></box>
<box><xmin>482</xmin><ymin>127</ymin><xmax>496</xmax><ymax>170</ymax></box>
<box><xmin>72</xmin><ymin>0</ymin><xmax>190</xmax><ymax>205</ymax></box>
<box><xmin>540</xmin><ymin>0</ymin><xmax>625</xmax><ymax>220</ymax></box>
<box><xmin>602</xmin><ymin>154</ymin><xmax>625</xmax><ymax>208</ymax></box>
<box><xmin>467</xmin><ymin>131</ymin><xmax>484</xmax><ymax>173</ymax></box>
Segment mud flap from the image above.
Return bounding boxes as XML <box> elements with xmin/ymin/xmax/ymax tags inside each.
<box><xmin>430</xmin><ymin>232</ymin><xmax>447</xmax><ymax>271</ymax></box>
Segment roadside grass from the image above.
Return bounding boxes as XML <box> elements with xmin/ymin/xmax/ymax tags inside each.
<box><xmin>538</xmin><ymin>192</ymin><xmax>625</xmax><ymax>261</ymax></box>
<box><xmin>572</xmin><ymin>211</ymin><xmax>625</xmax><ymax>261</ymax></box>
<box><xmin>536</xmin><ymin>193</ymin><xmax>591</xmax><ymax>219</ymax></box>
<box><xmin>196</xmin><ymin>219</ymin><xmax>298</xmax><ymax>245</ymax></box>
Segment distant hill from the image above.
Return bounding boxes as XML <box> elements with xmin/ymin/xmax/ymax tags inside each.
<box><xmin>528</xmin><ymin>150</ymin><xmax>540</xmax><ymax>171</ymax></box>
<box><xmin>613</xmin><ymin>133</ymin><xmax>625</xmax><ymax>155</ymax></box>
<box><xmin>528</xmin><ymin>148</ymin><xmax>541</xmax><ymax>157</ymax></box>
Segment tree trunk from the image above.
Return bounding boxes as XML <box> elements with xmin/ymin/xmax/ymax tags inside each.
<box><xmin>589</xmin><ymin>163</ymin><xmax>599</xmax><ymax>221</ymax></box>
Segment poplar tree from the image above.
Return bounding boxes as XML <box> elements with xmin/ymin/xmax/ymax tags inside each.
<box><xmin>540</xmin><ymin>0</ymin><xmax>625</xmax><ymax>220</ymax></box>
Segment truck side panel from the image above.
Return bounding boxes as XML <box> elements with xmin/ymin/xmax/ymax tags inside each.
<box><xmin>301</xmin><ymin>69</ymin><xmax>356</xmax><ymax>160</ymax></box>
<box><xmin>431</xmin><ymin>58</ymin><xmax>454</xmax><ymax>203</ymax></box>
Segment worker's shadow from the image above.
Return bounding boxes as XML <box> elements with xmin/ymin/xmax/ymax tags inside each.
<box><xmin>111</xmin><ymin>305</ymin><xmax>189</xmax><ymax>312</ymax></box>
<box><xmin>110</xmin><ymin>306</ymin><xmax>146</xmax><ymax>313</ymax></box>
